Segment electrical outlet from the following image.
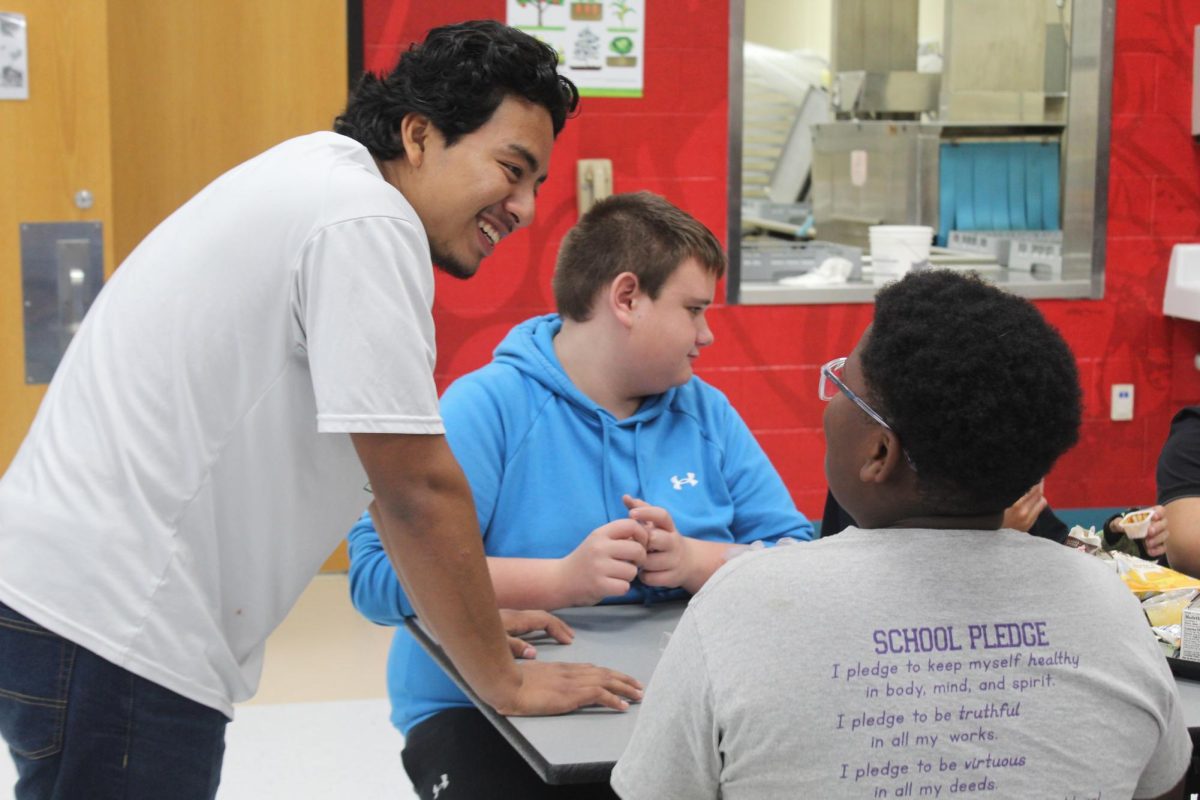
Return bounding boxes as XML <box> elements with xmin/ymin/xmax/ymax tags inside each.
<box><xmin>1111</xmin><ymin>383</ymin><xmax>1134</xmax><ymax>421</ymax></box>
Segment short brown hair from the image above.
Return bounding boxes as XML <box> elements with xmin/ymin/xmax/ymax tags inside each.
<box><xmin>552</xmin><ymin>192</ymin><xmax>726</xmax><ymax>321</ymax></box>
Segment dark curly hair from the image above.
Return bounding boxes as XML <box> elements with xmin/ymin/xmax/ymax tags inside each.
<box><xmin>860</xmin><ymin>271</ymin><xmax>1081</xmax><ymax>515</ymax></box>
<box><xmin>334</xmin><ymin>20</ymin><xmax>580</xmax><ymax>159</ymax></box>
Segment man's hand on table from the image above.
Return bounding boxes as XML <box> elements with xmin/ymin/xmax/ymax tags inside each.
<box><xmin>500</xmin><ymin>608</ymin><xmax>574</xmax><ymax>659</ymax></box>
<box><xmin>495</xmin><ymin>608</ymin><xmax>644</xmax><ymax>714</ymax></box>
<box><xmin>492</xmin><ymin>657</ymin><xmax>644</xmax><ymax>716</ymax></box>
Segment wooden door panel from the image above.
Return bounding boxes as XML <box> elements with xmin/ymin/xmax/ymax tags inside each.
<box><xmin>0</xmin><ymin>1</ymin><xmax>114</xmax><ymax>471</ymax></box>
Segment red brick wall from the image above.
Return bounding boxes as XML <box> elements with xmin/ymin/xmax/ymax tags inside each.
<box><xmin>1055</xmin><ymin>0</ymin><xmax>1200</xmax><ymax>508</ymax></box>
<box><xmin>363</xmin><ymin>0</ymin><xmax>1200</xmax><ymax>518</ymax></box>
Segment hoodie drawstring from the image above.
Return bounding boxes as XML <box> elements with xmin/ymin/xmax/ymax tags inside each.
<box><xmin>633</xmin><ymin>421</ymin><xmax>646</xmax><ymax>498</ymax></box>
<box><xmin>601</xmin><ymin>420</ymin><xmax>615</xmax><ymax>521</ymax></box>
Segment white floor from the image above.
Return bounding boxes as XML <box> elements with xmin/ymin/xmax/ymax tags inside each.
<box><xmin>0</xmin><ymin>575</ymin><xmax>417</xmax><ymax>800</ymax></box>
<box><xmin>218</xmin><ymin>698</ymin><xmax>409</xmax><ymax>799</ymax></box>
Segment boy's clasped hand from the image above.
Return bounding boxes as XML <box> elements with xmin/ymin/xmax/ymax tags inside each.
<box><xmin>554</xmin><ymin>494</ymin><xmax>696</xmax><ymax>606</ymax></box>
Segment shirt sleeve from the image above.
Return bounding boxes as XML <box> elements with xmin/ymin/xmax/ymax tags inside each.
<box><xmin>1157</xmin><ymin>407</ymin><xmax>1200</xmax><ymax>505</ymax></box>
<box><xmin>1027</xmin><ymin>505</ymin><xmax>1069</xmax><ymax>543</ymax></box>
<box><xmin>611</xmin><ymin>610</ymin><xmax>722</xmax><ymax>800</ymax></box>
<box><xmin>719</xmin><ymin>401</ymin><xmax>814</xmax><ymax>544</ymax></box>
<box><xmin>1133</xmin><ymin>668</ymin><xmax>1193</xmax><ymax>798</ymax></box>
<box><xmin>295</xmin><ymin>216</ymin><xmax>444</xmax><ymax>434</ymax></box>
<box><xmin>346</xmin><ymin>510</ymin><xmax>414</xmax><ymax>625</ymax></box>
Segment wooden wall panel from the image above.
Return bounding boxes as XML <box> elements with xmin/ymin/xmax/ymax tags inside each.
<box><xmin>0</xmin><ymin>1</ymin><xmax>115</xmax><ymax>470</ymax></box>
<box><xmin>107</xmin><ymin>0</ymin><xmax>348</xmax><ymax>263</ymax></box>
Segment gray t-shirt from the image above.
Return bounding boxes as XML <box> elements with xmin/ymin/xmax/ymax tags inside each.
<box><xmin>612</xmin><ymin>528</ymin><xmax>1191</xmax><ymax>799</ymax></box>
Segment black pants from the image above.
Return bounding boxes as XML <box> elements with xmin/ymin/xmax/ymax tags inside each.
<box><xmin>402</xmin><ymin>708</ymin><xmax>619</xmax><ymax>800</ymax></box>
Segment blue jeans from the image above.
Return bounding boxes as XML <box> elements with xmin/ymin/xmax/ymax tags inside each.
<box><xmin>0</xmin><ymin>599</ymin><xmax>228</xmax><ymax>799</ymax></box>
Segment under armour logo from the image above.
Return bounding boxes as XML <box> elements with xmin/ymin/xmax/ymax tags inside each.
<box><xmin>670</xmin><ymin>472</ymin><xmax>698</xmax><ymax>490</ymax></box>
<box><xmin>432</xmin><ymin>774</ymin><xmax>450</xmax><ymax>798</ymax></box>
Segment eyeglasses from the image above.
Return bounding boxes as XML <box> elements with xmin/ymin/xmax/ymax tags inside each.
<box><xmin>819</xmin><ymin>358</ymin><xmax>893</xmax><ymax>428</ymax></box>
<box><xmin>819</xmin><ymin>357</ymin><xmax>917</xmax><ymax>471</ymax></box>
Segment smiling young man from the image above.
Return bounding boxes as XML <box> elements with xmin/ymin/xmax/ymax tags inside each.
<box><xmin>613</xmin><ymin>270</ymin><xmax>1190</xmax><ymax>800</ymax></box>
<box><xmin>365</xmin><ymin>93</ymin><xmax>550</xmax><ymax>278</ymax></box>
<box><xmin>347</xmin><ymin>192</ymin><xmax>813</xmax><ymax>798</ymax></box>
<box><xmin>0</xmin><ymin>20</ymin><xmax>642</xmax><ymax>800</ymax></box>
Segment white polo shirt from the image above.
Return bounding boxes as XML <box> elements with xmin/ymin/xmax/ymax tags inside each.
<box><xmin>0</xmin><ymin>132</ymin><xmax>443</xmax><ymax>716</ymax></box>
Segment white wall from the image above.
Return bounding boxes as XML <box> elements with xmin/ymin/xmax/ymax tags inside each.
<box><xmin>744</xmin><ymin>0</ymin><xmax>832</xmax><ymax>60</ymax></box>
<box><xmin>745</xmin><ymin>0</ymin><xmax>949</xmax><ymax>60</ymax></box>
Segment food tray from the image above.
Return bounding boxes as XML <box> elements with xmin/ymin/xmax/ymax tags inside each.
<box><xmin>1167</xmin><ymin>655</ymin><xmax>1200</xmax><ymax>681</ymax></box>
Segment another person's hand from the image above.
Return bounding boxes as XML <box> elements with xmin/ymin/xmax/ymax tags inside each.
<box><xmin>557</xmin><ymin>519</ymin><xmax>649</xmax><ymax>606</ymax></box>
<box><xmin>1109</xmin><ymin>504</ymin><xmax>1170</xmax><ymax>559</ymax></box>
<box><xmin>494</xmin><ymin>660</ymin><xmax>644</xmax><ymax>716</ymax></box>
<box><xmin>499</xmin><ymin>608</ymin><xmax>574</xmax><ymax>660</ymax></box>
<box><xmin>1143</xmin><ymin>507</ymin><xmax>1170</xmax><ymax>558</ymax></box>
<box><xmin>1002</xmin><ymin>480</ymin><xmax>1048</xmax><ymax>532</ymax></box>
<box><xmin>623</xmin><ymin>495</ymin><xmax>694</xmax><ymax>590</ymax></box>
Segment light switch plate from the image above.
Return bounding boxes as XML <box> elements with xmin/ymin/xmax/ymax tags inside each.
<box><xmin>577</xmin><ymin>159</ymin><xmax>613</xmax><ymax>217</ymax></box>
<box><xmin>1111</xmin><ymin>383</ymin><xmax>1134</xmax><ymax>421</ymax></box>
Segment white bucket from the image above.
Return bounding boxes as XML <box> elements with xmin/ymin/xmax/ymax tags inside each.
<box><xmin>869</xmin><ymin>225</ymin><xmax>933</xmax><ymax>285</ymax></box>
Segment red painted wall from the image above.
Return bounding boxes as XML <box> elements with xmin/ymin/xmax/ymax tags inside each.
<box><xmin>364</xmin><ymin>0</ymin><xmax>1200</xmax><ymax>519</ymax></box>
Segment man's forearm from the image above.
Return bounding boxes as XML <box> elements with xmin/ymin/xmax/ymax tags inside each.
<box><xmin>355</xmin><ymin>434</ymin><xmax>520</xmax><ymax>709</ymax></box>
<box><xmin>375</xmin><ymin>490</ymin><xmax>519</xmax><ymax>706</ymax></box>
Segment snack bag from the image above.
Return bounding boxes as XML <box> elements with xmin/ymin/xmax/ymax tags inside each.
<box><xmin>1112</xmin><ymin>551</ymin><xmax>1200</xmax><ymax>596</ymax></box>
<box><xmin>1142</xmin><ymin>588</ymin><xmax>1200</xmax><ymax>628</ymax></box>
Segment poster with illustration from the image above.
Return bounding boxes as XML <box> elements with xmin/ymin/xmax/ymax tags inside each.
<box><xmin>507</xmin><ymin>0</ymin><xmax>644</xmax><ymax>98</ymax></box>
<box><xmin>0</xmin><ymin>12</ymin><xmax>28</xmax><ymax>101</ymax></box>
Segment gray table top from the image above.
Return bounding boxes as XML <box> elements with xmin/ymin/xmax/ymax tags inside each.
<box><xmin>405</xmin><ymin>600</ymin><xmax>686</xmax><ymax>785</ymax></box>
<box><xmin>409</xmin><ymin>603</ymin><xmax>1200</xmax><ymax>784</ymax></box>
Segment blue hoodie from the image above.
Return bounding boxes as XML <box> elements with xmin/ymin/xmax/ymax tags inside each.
<box><xmin>347</xmin><ymin>314</ymin><xmax>813</xmax><ymax>734</ymax></box>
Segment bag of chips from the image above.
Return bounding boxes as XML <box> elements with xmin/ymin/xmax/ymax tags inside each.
<box><xmin>1112</xmin><ymin>552</ymin><xmax>1200</xmax><ymax>596</ymax></box>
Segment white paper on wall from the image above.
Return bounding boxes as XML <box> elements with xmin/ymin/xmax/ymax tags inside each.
<box><xmin>507</xmin><ymin>0</ymin><xmax>645</xmax><ymax>98</ymax></box>
<box><xmin>0</xmin><ymin>11</ymin><xmax>29</xmax><ymax>101</ymax></box>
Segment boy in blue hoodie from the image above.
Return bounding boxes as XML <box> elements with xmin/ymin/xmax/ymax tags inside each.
<box><xmin>347</xmin><ymin>191</ymin><xmax>814</xmax><ymax>799</ymax></box>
